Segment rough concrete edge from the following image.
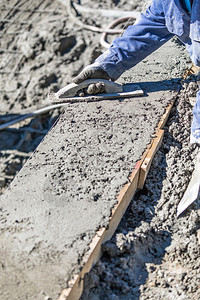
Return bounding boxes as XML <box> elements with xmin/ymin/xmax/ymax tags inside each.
<box><xmin>57</xmin><ymin>94</ymin><xmax>180</xmax><ymax>300</ymax></box>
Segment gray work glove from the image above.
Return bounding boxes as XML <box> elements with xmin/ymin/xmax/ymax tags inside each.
<box><xmin>73</xmin><ymin>63</ymin><xmax>111</xmax><ymax>95</ymax></box>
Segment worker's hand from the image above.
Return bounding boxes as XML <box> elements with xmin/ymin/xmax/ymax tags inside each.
<box><xmin>73</xmin><ymin>63</ymin><xmax>110</xmax><ymax>95</ymax></box>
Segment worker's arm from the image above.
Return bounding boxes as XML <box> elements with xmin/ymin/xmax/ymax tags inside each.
<box><xmin>95</xmin><ymin>0</ymin><xmax>174</xmax><ymax>80</ymax></box>
<box><xmin>74</xmin><ymin>0</ymin><xmax>174</xmax><ymax>84</ymax></box>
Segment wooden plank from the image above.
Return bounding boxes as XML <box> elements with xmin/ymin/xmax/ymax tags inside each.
<box><xmin>182</xmin><ymin>64</ymin><xmax>200</xmax><ymax>79</ymax></box>
<box><xmin>138</xmin><ymin>97</ymin><xmax>177</xmax><ymax>189</ymax></box>
<box><xmin>138</xmin><ymin>129</ymin><xmax>164</xmax><ymax>189</ymax></box>
<box><xmin>157</xmin><ymin>99</ymin><xmax>175</xmax><ymax>129</ymax></box>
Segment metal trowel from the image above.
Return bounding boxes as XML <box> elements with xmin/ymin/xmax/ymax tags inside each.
<box><xmin>49</xmin><ymin>79</ymin><xmax>144</xmax><ymax>103</ymax></box>
<box><xmin>177</xmin><ymin>151</ymin><xmax>200</xmax><ymax>217</ymax></box>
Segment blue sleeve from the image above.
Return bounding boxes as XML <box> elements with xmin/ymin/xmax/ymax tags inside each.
<box><xmin>95</xmin><ymin>0</ymin><xmax>174</xmax><ymax>80</ymax></box>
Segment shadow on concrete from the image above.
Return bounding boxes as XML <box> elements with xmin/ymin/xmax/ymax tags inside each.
<box><xmin>138</xmin><ymin>78</ymin><xmax>182</xmax><ymax>95</ymax></box>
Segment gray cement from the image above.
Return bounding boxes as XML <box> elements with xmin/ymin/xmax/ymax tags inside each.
<box><xmin>0</xmin><ymin>0</ymin><xmax>195</xmax><ymax>299</ymax></box>
<box><xmin>0</xmin><ymin>36</ymin><xmax>191</xmax><ymax>300</ymax></box>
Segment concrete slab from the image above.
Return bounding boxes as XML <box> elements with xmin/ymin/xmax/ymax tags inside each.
<box><xmin>0</xmin><ymin>39</ymin><xmax>190</xmax><ymax>300</ymax></box>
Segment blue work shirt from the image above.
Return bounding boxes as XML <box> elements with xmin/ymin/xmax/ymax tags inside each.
<box><xmin>95</xmin><ymin>0</ymin><xmax>200</xmax><ymax>81</ymax></box>
<box><xmin>95</xmin><ymin>0</ymin><xmax>200</xmax><ymax>141</ymax></box>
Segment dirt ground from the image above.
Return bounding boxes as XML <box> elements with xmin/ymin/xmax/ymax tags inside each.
<box><xmin>0</xmin><ymin>0</ymin><xmax>200</xmax><ymax>299</ymax></box>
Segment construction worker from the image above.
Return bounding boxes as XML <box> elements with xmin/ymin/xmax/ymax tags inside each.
<box><xmin>73</xmin><ymin>0</ymin><xmax>200</xmax><ymax>144</ymax></box>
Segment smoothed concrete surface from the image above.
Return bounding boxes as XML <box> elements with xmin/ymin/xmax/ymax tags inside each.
<box><xmin>0</xmin><ymin>39</ymin><xmax>190</xmax><ymax>299</ymax></box>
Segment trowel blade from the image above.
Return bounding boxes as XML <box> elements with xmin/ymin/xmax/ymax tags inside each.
<box><xmin>50</xmin><ymin>83</ymin><xmax>144</xmax><ymax>104</ymax></box>
<box><xmin>56</xmin><ymin>79</ymin><xmax>123</xmax><ymax>98</ymax></box>
<box><xmin>177</xmin><ymin>152</ymin><xmax>200</xmax><ymax>217</ymax></box>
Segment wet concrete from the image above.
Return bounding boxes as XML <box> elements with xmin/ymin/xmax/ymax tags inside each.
<box><xmin>0</xmin><ymin>36</ymin><xmax>191</xmax><ymax>300</ymax></box>
<box><xmin>81</xmin><ymin>76</ymin><xmax>200</xmax><ymax>300</ymax></box>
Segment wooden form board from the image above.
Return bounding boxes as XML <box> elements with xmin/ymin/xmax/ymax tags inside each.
<box><xmin>57</xmin><ymin>97</ymin><xmax>176</xmax><ymax>300</ymax></box>
<box><xmin>182</xmin><ymin>64</ymin><xmax>200</xmax><ymax>79</ymax></box>
<box><xmin>138</xmin><ymin>99</ymin><xmax>175</xmax><ymax>189</ymax></box>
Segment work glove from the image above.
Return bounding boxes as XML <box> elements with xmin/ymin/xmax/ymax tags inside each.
<box><xmin>73</xmin><ymin>63</ymin><xmax>111</xmax><ymax>95</ymax></box>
